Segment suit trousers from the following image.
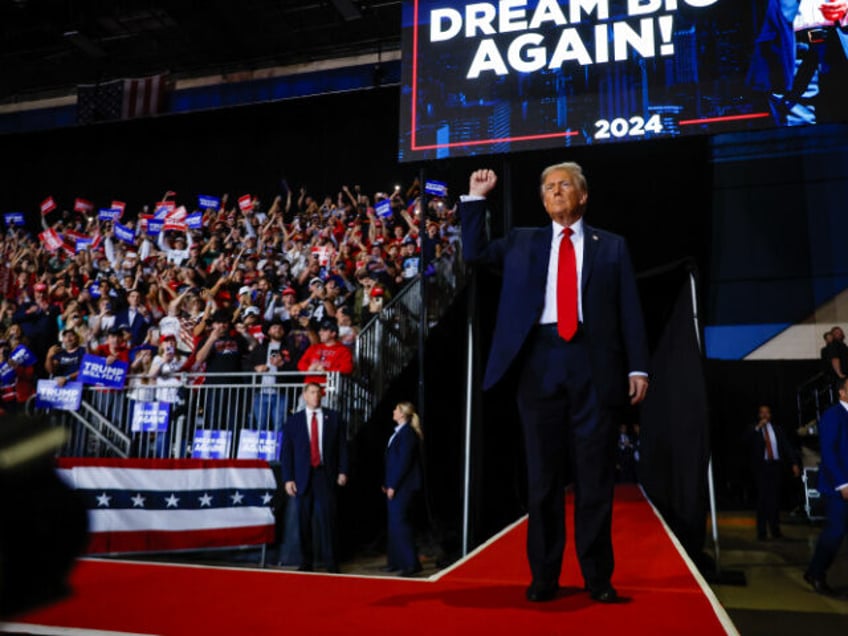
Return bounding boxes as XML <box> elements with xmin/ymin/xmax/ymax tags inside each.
<box><xmin>297</xmin><ymin>466</ymin><xmax>338</xmax><ymax>569</ymax></box>
<box><xmin>387</xmin><ymin>487</ymin><xmax>419</xmax><ymax>572</ymax></box>
<box><xmin>808</xmin><ymin>492</ymin><xmax>848</xmax><ymax>578</ymax></box>
<box><xmin>755</xmin><ymin>460</ymin><xmax>783</xmax><ymax>538</ymax></box>
<box><xmin>516</xmin><ymin>324</ymin><xmax>616</xmax><ymax>590</ymax></box>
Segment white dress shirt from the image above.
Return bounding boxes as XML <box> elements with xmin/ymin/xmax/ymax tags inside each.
<box><xmin>540</xmin><ymin>218</ymin><xmax>584</xmax><ymax>325</ymax></box>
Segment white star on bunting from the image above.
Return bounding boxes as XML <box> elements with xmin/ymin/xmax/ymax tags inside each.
<box><xmin>165</xmin><ymin>494</ymin><xmax>180</xmax><ymax>508</ymax></box>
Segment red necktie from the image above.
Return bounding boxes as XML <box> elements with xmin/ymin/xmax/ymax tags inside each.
<box><xmin>557</xmin><ymin>228</ymin><xmax>578</xmax><ymax>341</ymax></box>
<box><xmin>310</xmin><ymin>411</ymin><xmax>321</xmax><ymax>467</ymax></box>
<box><xmin>763</xmin><ymin>427</ymin><xmax>774</xmax><ymax>461</ymax></box>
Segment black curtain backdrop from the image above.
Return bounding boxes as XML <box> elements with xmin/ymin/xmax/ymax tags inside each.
<box><xmin>638</xmin><ymin>261</ymin><xmax>710</xmax><ymax>565</ymax></box>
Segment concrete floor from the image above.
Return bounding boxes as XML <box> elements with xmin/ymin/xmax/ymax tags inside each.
<box><xmin>707</xmin><ymin>510</ymin><xmax>848</xmax><ymax>635</ymax></box>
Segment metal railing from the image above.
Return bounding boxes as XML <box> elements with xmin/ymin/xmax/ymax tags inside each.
<box><xmin>40</xmin><ymin>372</ymin><xmax>339</xmax><ymax>459</ymax></box>
<box><xmin>342</xmin><ymin>247</ymin><xmax>466</xmax><ymax>432</ymax></box>
<box><xmin>796</xmin><ymin>371</ymin><xmax>834</xmax><ymax>432</ymax></box>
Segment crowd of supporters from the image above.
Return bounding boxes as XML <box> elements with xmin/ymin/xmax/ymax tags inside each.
<box><xmin>0</xmin><ymin>179</ymin><xmax>461</xmax><ymax>417</ymax></box>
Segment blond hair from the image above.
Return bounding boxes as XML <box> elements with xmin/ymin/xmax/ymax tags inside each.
<box><xmin>539</xmin><ymin>161</ymin><xmax>588</xmax><ymax>199</ymax></box>
<box><xmin>397</xmin><ymin>401</ymin><xmax>423</xmax><ymax>439</ymax></box>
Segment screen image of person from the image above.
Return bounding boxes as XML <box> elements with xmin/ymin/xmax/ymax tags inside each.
<box><xmin>458</xmin><ymin>162</ymin><xmax>650</xmax><ymax>604</ymax></box>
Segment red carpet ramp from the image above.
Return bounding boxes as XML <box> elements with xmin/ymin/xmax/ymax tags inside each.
<box><xmin>7</xmin><ymin>485</ymin><xmax>736</xmax><ymax>635</ymax></box>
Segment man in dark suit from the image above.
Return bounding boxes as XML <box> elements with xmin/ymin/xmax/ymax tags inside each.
<box><xmin>114</xmin><ymin>289</ymin><xmax>150</xmax><ymax>348</ymax></box>
<box><xmin>460</xmin><ymin>164</ymin><xmax>649</xmax><ymax>604</ymax></box>
<box><xmin>281</xmin><ymin>382</ymin><xmax>349</xmax><ymax>572</ymax></box>
<box><xmin>805</xmin><ymin>376</ymin><xmax>848</xmax><ymax>596</ymax></box>
<box><xmin>749</xmin><ymin>405</ymin><xmax>801</xmax><ymax>540</ymax></box>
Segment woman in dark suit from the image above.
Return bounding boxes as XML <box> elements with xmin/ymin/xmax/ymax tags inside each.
<box><xmin>383</xmin><ymin>401</ymin><xmax>423</xmax><ymax>576</ymax></box>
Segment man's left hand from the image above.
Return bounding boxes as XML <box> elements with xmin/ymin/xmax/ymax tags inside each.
<box><xmin>629</xmin><ymin>375</ymin><xmax>649</xmax><ymax>405</ymax></box>
<box><xmin>337</xmin><ymin>474</ymin><xmax>347</xmax><ymax>487</ymax></box>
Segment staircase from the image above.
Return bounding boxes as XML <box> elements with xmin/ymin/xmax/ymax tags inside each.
<box><xmin>336</xmin><ymin>248</ymin><xmax>467</xmax><ymax>434</ymax></box>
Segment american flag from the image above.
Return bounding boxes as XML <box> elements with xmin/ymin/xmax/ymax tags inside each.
<box><xmin>77</xmin><ymin>73</ymin><xmax>170</xmax><ymax>124</ymax></box>
<box><xmin>56</xmin><ymin>458</ymin><xmax>277</xmax><ymax>554</ymax></box>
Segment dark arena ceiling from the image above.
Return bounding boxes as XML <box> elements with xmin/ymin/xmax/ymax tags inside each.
<box><xmin>0</xmin><ymin>0</ymin><xmax>403</xmax><ymax>103</ymax></box>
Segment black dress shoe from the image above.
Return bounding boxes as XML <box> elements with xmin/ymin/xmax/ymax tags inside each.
<box><xmin>399</xmin><ymin>562</ymin><xmax>422</xmax><ymax>577</ymax></box>
<box><xmin>589</xmin><ymin>584</ymin><xmax>623</xmax><ymax>604</ymax></box>
<box><xmin>297</xmin><ymin>564</ymin><xmax>313</xmax><ymax>572</ymax></box>
<box><xmin>804</xmin><ymin>572</ymin><xmax>836</xmax><ymax>596</ymax></box>
<box><xmin>526</xmin><ymin>581</ymin><xmax>559</xmax><ymax>602</ymax></box>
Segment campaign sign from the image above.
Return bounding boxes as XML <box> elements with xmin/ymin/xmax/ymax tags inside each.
<box><xmin>35</xmin><ymin>380</ymin><xmax>83</xmax><ymax>411</ymax></box>
<box><xmin>88</xmin><ymin>283</ymin><xmax>101</xmax><ymax>299</ymax></box>
<box><xmin>425</xmin><ymin>180</ymin><xmax>448</xmax><ymax>198</ymax></box>
<box><xmin>237</xmin><ymin>430</ymin><xmax>283</xmax><ymax>461</ymax></box>
<box><xmin>39</xmin><ymin>228</ymin><xmax>63</xmax><ymax>252</ymax></box>
<box><xmin>238</xmin><ymin>194</ymin><xmax>253</xmax><ymax>212</ymax></box>
<box><xmin>10</xmin><ymin>344</ymin><xmax>37</xmax><ymax>367</ymax></box>
<box><xmin>4</xmin><ymin>212</ymin><xmax>25</xmax><ymax>226</ymax></box>
<box><xmin>131</xmin><ymin>401</ymin><xmax>170</xmax><ymax>433</ymax></box>
<box><xmin>114</xmin><ymin>222</ymin><xmax>136</xmax><ymax>245</ymax></box>
<box><xmin>198</xmin><ymin>195</ymin><xmax>221</xmax><ymax>210</ymax></box>
<box><xmin>186</xmin><ymin>212</ymin><xmax>204</xmax><ymax>229</ymax></box>
<box><xmin>75</xmin><ymin>237</ymin><xmax>93</xmax><ymax>253</ymax></box>
<box><xmin>375</xmin><ymin>198</ymin><xmax>393</xmax><ymax>219</ymax></box>
<box><xmin>41</xmin><ymin>196</ymin><xmax>57</xmax><ymax>215</ymax></box>
<box><xmin>191</xmin><ymin>429</ymin><xmax>232</xmax><ymax>459</ymax></box>
<box><xmin>146</xmin><ymin>219</ymin><xmax>164</xmax><ymax>236</ymax></box>
<box><xmin>155</xmin><ymin>201</ymin><xmax>175</xmax><ymax>216</ymax></box>
<box><xmin>98</xmin><ymin>208</ymin><xmax>122</xmax><ymax>222</ymax></box>
<box><xmin>0</xmin><ymin>362</ymin><xmax>15</xmax><ymax>385</ymax></box>
<box><xmin>80</xmin><ymin>353</ymin><xmax>128</xmax><ymax>389</ymax></box>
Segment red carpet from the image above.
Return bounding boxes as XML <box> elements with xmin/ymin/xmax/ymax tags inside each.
<box><xmin>8</xmin><ymin>485</ymin><xmax>736</xmax><ymax>635</ymax></box>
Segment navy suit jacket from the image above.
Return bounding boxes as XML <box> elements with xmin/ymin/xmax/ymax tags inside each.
<box><xmin>385</xmin><ymin>424</ymin><xmax>422</xmax><ymax>494</ymax></box>
<box><xmin>281</xmin><ymin>408</ymin><xmax>349</xmax><ymax>493</ymax></box>
<box><xmin>818</xmin><ymin>402</ymin><xmax>848</xmax><ymax>496</ymax></box>
<box><xmin>114</xmin><ymin>307</ymin><xmax>150</xmax><ymax>348</ymax></box>
<box><xmin>460</xmin><ymin>199</ymin><xmax>649</xmax><ymax>407</ymax></box>
<box><xmin>748</xmin><ymin>422</ymin><xmax>799</xmax><ymax>466</ymax></box>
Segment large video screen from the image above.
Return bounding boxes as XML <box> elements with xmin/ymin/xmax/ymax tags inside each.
<box><xmin>398</xmin><ymin>0</ymin><xmax>844</xmax><ymax>161</ymax></box>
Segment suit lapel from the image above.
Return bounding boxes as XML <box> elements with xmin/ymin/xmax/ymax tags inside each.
<box><xmin>530</xmin><ymin>225</ymin><xmax>552</xmax><ymax>288</ymax></box>
<box><xmin>582</xmin><ymin>223</ymin><xmax>600</xmax><ymax>290</ymax></box>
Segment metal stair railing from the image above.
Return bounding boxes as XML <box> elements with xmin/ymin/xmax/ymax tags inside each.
<box><xmin>336</xmin><ymin>245</ymin><xmax>466</xmax><ymax>434</ymax></box>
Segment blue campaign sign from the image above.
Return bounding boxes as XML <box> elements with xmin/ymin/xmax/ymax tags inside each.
<box><xmin>0</xmin><ymin>362</ymin><xmax>15</xmax><ymax>384</ymax></box>
<box><xmin>237</xmin><ymin>430</ymin><xmax>283</xmax><ymax>461</ymax></box>
<box><xmin>425</xmin><ymin>180</ymin><xmax>448</xmax><ymax>197</ymax></box>
<box><xmin>131</xmin><ymin>401</ymin><xmax>170</xmax><ymax>432</ymax></box>
<box><xmin>146</xmin><ymin>219</ymin><xmax>163</xmax><ymax>236</ymax></box>
<box><xmin>375</xmin><ymin>199</ymin><xmax>393</xmax><ymax>219</ymax></box>
<box><xmin>114</xmin><ymin>222</ymin><xmax>136</xmax><ymax>245</ymax></box>
<box><xmin>80</xmin><ymin>353</ymin><xmax>128</xmax><ymax>389</ymax></box>
<box><xmin>186</xmin><ymin>212</ymin><xmax>203</xmax><ymax>229</ymax></box>
<box><xmin>10</xmin><ymin>344</ymin><xmax>37</xmax><ymax>367</ymax></box>
<box><xmin>98</xmin><ymin>208</ymin><xmax>122</xmax><ymax>221</ymax></box>
<box><xmin>191</xmin><ymin>429</ymin><xmax>233</xmax><ymax>459</ymax></box>
<box><xmin>4</xmin><ymin>212</ymin><xmax>25</xmax><ymax>226</ymax></box>
<box><xmin>75</xmin><ymin>237</ymin><xmax>93</xmax><ymax>253</ymax></box>
<box><xmin>198</xmin><ymin>195</ymin><xmax>221</xmax><ymax>210</ymax></box>
<box><xmin>35</xmin><ymin>380</ymin><xmax>83</xmax><ymax>411</ymax></box>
